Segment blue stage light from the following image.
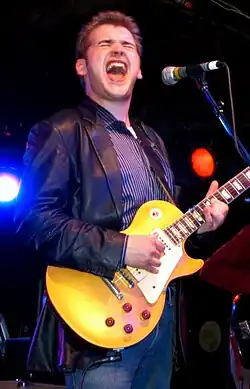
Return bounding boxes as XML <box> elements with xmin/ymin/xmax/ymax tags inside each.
<box><xmin>0</xmin><ymin>173</ymin><xmax>20</xmax><ymax>203</ymax></box>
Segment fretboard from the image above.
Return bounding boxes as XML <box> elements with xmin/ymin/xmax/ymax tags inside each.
<box><xmin>163</xmin><ymin>166</ymin><xmax>250</xmax><ymax>245</ymax></box>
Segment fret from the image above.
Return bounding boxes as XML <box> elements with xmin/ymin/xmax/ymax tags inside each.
<box><xmin>175</xmin><ymin>220</ymin><xmax>190</xmax><ymax>237</ymax></box>
<box><xmin>160</xmin><ymin>167</ymin><xmax>250</xmax><ymax>247</ymax></box>
<box><xmin>242</xmin><ymin>172</ymin><xmax>250</xmax><ymax>189</ymax></box>
<box><xmin>164</xmin><ymin>228</ymin><xmax>179</xmax><ymax>245</ymax></box>
<box><xmin>188</xmin><ymin>208</ymin><xmax>204</xmax><ymax>225</ymax></box>
<box><xmin>231</xmin><ymin>178</ymin><xmax>245</xmax><ymax>193</ymax></box>
<box><xmin>224</xmin><ymin>182</ymin><xmax>239</xmax><ymax>198</ymax></box>
<box><xmin>180</xmin><ymin>217</ymin><xmax>194</xmax><ymax>234</ymax></box>
<box><xmin>218</xmin><ymin>188</ymin><xmax>231</xmax><ymax>203</ymax></box>
<box><xmin>245</xmin><ymin>169</ymin><xmax>250</xmax><ymax>180</ymax></box>
<box><xmin>196</xmin><ymin>203</ymin><xmax>207</xmax><ymax>217</ymax></box>
<box><xmin>196</xmin><ymin>200</ymin><xmax>207</xmax><ymax>211</ymax></box>
<box><xmin>171</xmin><ymin>222</ymin><xmax>187</xmax><ymax>239</ymax></box>
<box><xmin>168</xmin><ymin>226</ymin><xmax>183</xmax><ymax>243</ymax></box>
<box><xmin>183</xmin><ymin>215</ymin><xmax>196</xmax><ymax>231</ymax></box>
<box><xmin>214</xmin><ymin>191</ymin><xmax>226</xmax><ymax>203</ymax></box>
<box><xmin>186</xmin><ymin>211</ymin><xmax>202</xmax><ymax>228</ymax></box>
<box><xmin>240</xmin><ymin>177</ymin><xmax>250</xmax><ymax>190</ymax></box>
<box><xmin>236</xmin><ymin>169</ymin><xmax>250</xmax><ymax>190</ymax></box>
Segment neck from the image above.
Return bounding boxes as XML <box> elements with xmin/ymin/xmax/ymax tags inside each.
<box><xmin>87</xmin><ymin>93</ymin><xmax>131</xmax><ymax>127</ymax></box>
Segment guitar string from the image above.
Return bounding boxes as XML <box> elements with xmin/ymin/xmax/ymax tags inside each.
<box><xmin>160</xmin><ymin>168</ymin><xmax>250</xmax><ymax>243</ymax></box>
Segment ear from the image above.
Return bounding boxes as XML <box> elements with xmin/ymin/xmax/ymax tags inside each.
<box><xmin>75</xmin><ymin>59</ymin><xmax>87</xmax><ymax>77</ymax></box>
<box><xmin>137</xmin><ymin>68</ymin><xmax>143</xmax><ymax>80</ymax></box>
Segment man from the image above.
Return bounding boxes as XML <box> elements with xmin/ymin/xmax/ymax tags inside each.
<box><xmin>15</xmin><ymin>10</ymin><xmax>229</xmax><ymax>389</ymax></box>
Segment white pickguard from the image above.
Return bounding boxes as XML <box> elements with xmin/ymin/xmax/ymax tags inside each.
<box><xmin>129</xmin><ymin>228</ymin><xmax>183</xmax><ymax>304</ymax></box>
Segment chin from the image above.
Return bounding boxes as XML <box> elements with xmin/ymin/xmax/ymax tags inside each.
<box><xmin>106</xmin><ymin>83</ymin><xmax>133</xmax><ymax>101</ymax></box>
<box><xmin>109</xmin><ymin>92</ymin><xmax>131</xmax><ymax>101</ymax></box>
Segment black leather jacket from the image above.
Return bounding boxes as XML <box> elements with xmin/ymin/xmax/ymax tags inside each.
<box><xmin>14</xmin><ymin>97</ymin><xmax>201</xmax><ymax>375</ymax></box>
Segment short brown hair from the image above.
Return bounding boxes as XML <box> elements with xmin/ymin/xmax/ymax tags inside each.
<box><xmin>76</xmin><ymin>10</ymin><xmax>143</xmax><ymax>59</ymax></box>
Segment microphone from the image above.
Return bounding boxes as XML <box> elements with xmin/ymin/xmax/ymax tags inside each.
<box><xmin>161</xmin><ymin>60</ymin><xmax>225</xmax><ymax>85</ymax></box>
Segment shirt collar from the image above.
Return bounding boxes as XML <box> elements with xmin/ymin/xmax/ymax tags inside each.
<box><xmin>84</xmin><ymin>95</ymin><xmax>138</xmax><ymax>138</ymax></box>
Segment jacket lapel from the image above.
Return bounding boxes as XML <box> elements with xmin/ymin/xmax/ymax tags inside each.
<box><xmin>77</xmin><ymin>102</ymin><xmax>123</xmax><ymax>222</ymax></box>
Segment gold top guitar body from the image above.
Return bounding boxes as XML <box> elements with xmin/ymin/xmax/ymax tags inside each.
<box><xmin>46</xmin><ymin>166</ymin><xmax>250</xmax><ymax>349</ymax></box>
<box><xmin>46</xmin><ymin>200</ymin><xmax>203</xmax><ymax>349</ymax></box>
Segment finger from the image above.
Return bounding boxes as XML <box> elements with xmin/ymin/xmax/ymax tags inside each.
<box><xmin>152</xmin><ymin>249</ymin><xmax>163</xmax><ymax>259</ymax></box>
<box><xmin>151</xmin><ymin>258</ymin><xmax>162</xmax><ymax>267</ymax></box>
<box><xmin>155</xmin><ymin>239</ymin><xmax>165</xmax><ymax>252</ymax></box>
<box><xmin>203</xmin><ymin>207</ymin><xmax>214</xmax><ymax>227</ymax></box>
<box><xmin>147</xmin><ymin>264</ymin><xmax>159</xmax><ymax>274</ymax></box>
<box><xmin>208</xmin><ymin>206</ymin><xmax>224</xmax><ymax>228</ymax></box>
<box><xmin>211</xmin><ymin>199</ymin><xmax>228</xmax><ymax>214</ymax></box>
<box><xmin>206</xmin><ymin>180</ymin><xmax>219</xmax><ymax>196</ymax></box>
<box><xmin>205</xmin><ymin>202</ymin><xmax>220</xmax><ymax>220</ymax></box>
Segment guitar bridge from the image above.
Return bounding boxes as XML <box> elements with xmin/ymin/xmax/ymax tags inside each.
<box><xmin>119</xmin><ymin>270</ymin><xmax>134</xmax><ymax>288</ymax></box>
<box><xmin>102</xmin><ymin>278</ymin><xmax>124</xmax><ymax>300</ymax></box>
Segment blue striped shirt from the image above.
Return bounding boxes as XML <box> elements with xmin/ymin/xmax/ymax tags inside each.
<box><xmin>92</xmin><ymin>100</ymin><xmax>174</xmax><ymax>229</ymax></box>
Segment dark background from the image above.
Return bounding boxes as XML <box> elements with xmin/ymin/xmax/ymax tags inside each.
<box><xmin>0</xmin><ymin>0</ymin><xmax>250</xmax><ymax>387</ymax></box>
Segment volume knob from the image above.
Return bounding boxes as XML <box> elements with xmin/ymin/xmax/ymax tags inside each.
<box><xmin>105</xmin><ymin>317</ymin><xmax>115</xmax><ymax>327</ymax></box>
<box><xmin>122</xmin><ymin>303</ymin><xmax>132</xmax><ymax>312</ymax></box>
<box><xmin>124</xmin><ymin>324</ymin><xmax>133</xmax><ymax>334</ymax></box>
<box><xmin>141</xmin><ymin>310</ymin><xmax>151</xmax><ymax>320</ymax></box>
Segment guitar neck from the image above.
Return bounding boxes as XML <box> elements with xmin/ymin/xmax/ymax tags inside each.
<box><xmin>164</xmin><ymin>166</ymin><xmax>250</xmax><ymax>243</ymax></box>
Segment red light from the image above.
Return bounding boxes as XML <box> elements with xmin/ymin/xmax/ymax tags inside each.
<box><xmin>191</xmin><ymin>148</ymin><xmax>215</xmax><ymax>178</ymax></box>
<box><xmin>175</xmin><ymin>0</ymin><xmax>193</xmax><ymax>9</ymax></box>
<box><xmin>184</xmin><ymin>1</ymin><xmax>193</xmax><ymax>9</ymax></box>
<box><xmin>233</xmin><ymin>294</ymin><xmax>241</xmax><ymax>304</ymax></box>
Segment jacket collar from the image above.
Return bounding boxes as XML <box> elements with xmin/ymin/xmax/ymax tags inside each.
<box><xmin>77</xmin><ymin>96</ymin><xmax>99</xmax><ymax>125</ymax></box>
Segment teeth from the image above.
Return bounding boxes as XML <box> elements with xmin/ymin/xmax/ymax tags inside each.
<box><xmin>106</xmin><ymin>62</ymin><xmax>126</xmax><ymax>72</ymax></box>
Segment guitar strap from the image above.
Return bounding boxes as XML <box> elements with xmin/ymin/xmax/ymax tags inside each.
<box><xmin>132</xmin><ymin>121</ymin><xmax>176</xmax><ymax>205</ymax></box>
<box><xmin>156</xmin><ymin>176</ymin><xmax>176</xmax><ymax>206</ymax></box>
<box><xmin>132</xmin><ymin>122</ymin><xmax>183</xmax><ymax>370</ymax></box>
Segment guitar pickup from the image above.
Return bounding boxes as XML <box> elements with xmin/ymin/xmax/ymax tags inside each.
<box><xmin>119</xmin><ymin>270</ymin><xmax>134</xmax><ymax>288</ymax></box>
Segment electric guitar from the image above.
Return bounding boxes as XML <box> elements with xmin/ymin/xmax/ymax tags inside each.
<box><xmin>46</xmin><ymin>167</ymin><xmax>250</xmax><ymax>349</ymax></box>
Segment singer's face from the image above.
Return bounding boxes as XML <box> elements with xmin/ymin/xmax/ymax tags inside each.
<box><xmin>76</xmin><ymin>24</ymin><xmax>142</xmax><ymax>102</ymax></box>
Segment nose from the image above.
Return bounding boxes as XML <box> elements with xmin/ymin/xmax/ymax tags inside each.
<box><xmin>111</xmin><ymin>42</ymin><xmax>125</xmax><ymax>55</ymax></box>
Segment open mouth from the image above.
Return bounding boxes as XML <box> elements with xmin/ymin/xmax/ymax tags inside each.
<box><xmin>105</xmin><ymin>60</ymin><xmax>128</xmax><ymax>82</ymax></box>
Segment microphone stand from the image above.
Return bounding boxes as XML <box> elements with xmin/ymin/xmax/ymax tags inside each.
<box><xmin>193</xmin><ymin>73</ymin><xmax>250</xmax><ymax>166</ymax></box>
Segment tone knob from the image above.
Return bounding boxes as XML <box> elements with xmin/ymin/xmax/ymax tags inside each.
<box><xmin>124</xmin><ymin>324</ymin><xmax>133</xmax><ymax>334</ymax></box>
<box><xmin>122</xmin><ymin>303</ymin><xmax>132</xmax><ymax>312</ymax></box>
<box><xmin>105</xmin><ymin>317</ymin><xmax>115</xmax><ymax>327</ymax></box>
<box><xmin>141</xmin><ymin>310</ymin><xmax>151</xmax><ymax>320</ymax></box>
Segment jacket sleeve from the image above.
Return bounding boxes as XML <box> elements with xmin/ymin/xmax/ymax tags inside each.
<box><xmin>14</xmin><ymin>121</ymin><xmax>126</xmax><ymax>279</ymax></box>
